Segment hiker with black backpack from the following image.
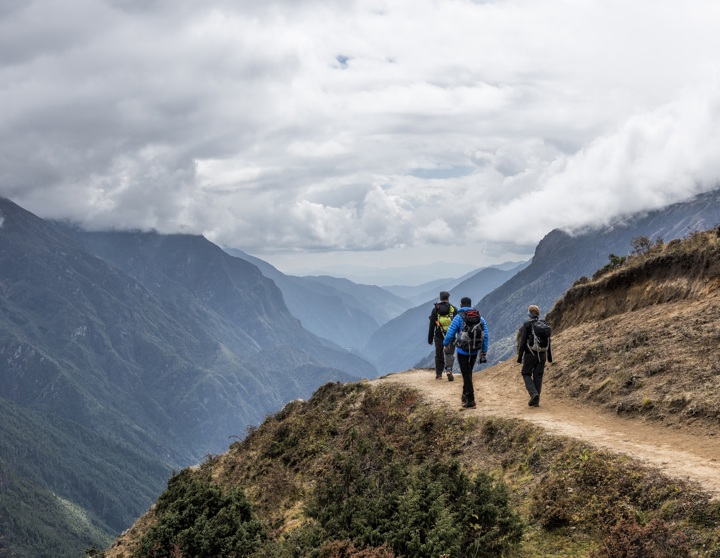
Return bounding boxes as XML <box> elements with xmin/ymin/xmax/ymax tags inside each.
<box><xmin>428</xmin><ymin>291</ymin><xmax>458</xmax><ymax>380</ymax></box>
<box><xmin>443</xmin><ymin>296</ymin><xmax>489</xmax><ymax>409</ymax></box>
<box><xmin>517</xmin><ymin>304</ymin><xmax>553</xmax><ymax>407</ymax></box>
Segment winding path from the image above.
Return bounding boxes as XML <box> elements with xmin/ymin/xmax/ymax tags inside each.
<box><xmin>376</xmin><ymin>365</ymin><xmax>720</xmax><ymax>498</ymax></box>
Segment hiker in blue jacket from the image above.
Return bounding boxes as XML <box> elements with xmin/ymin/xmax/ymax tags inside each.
<box><xmin>443</xmin><ymin>297</ymin><xmax>489</xmax><ymax>409</ymax></box>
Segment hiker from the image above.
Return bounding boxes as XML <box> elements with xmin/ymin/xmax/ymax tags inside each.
<box><xmin>517</xmin><ymin>304</ymin><xmax>553</xmax><ymax>407</ymax></box>
<box><xmin>443</xmin><ymin>297</ymin><xmax>489</xmax><ymax>409</ymax></box>
<box><xmin>428</xmin><ymin>291</ymin><xmax>458</xmax><ymax>380</ymax></box>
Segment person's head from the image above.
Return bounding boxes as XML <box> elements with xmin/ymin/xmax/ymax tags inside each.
<box><xmin>439</xmin><ymin>291</ymin><xmax>450</xmax><ymax>301</ymax></box>
<box><xmin>460</xmin><ymin>296</ymin><xmax>472</xmax><ymax>307</ymax></box>
<box><xmin>528</xmin><ymin>304</ymin><xmax>540</xmax><ymax>317</ymax></box>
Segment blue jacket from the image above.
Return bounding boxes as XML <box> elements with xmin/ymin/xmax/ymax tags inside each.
<box><xmin>443</xmin><ymin>307</ymin><xmax>489</xmax><ymax>356</ymax></box>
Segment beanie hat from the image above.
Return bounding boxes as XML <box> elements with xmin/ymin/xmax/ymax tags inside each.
<box><xmin>460</xmin><ymin>296</ymin><xmax>472</xmax><ymax>307</ymax></box>
<box><xmin>528</xmin><ymin>305</ymin><xmax>540</xmax><ymax>316</ymax></box>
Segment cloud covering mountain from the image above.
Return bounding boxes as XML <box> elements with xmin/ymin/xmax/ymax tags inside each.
<box><xmin>2</xmin><ymin>0</ymin><xmax>720</xmax><ymax>277</ymax></box>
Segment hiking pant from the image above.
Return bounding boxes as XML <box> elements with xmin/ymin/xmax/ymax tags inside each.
<box><xmin>434</xmin><ymin>337</ymin><xmax>455</xmax><ymax>374</ymax></box>
<box><xmin>457</xmin><ymin>351</ymin><xmax>478</xmax><ymax>404</ymax></box>
<box><xmin>521</xmin><ymin>351</ymin><xmax>547</xmax><ymax>397</ymax></box>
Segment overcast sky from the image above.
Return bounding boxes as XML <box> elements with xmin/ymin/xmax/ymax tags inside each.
<box><xmin>2</xmin><ymin>0</ymin><xmax>720</xmax><ymax>284</ymax></box>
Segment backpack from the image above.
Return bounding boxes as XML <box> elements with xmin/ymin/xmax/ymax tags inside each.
<box><xmin>434</xmin><ymin>302</ymin><xmax>456</xmax><ymax>335</ymax></box>
<box><xmin>527</xmin><ymin>319</ymin><xmax>551</xmax><ymax>354</ymax></box>
<box><xmin>457</xmin><ymin>309</ymin><xmax>484</xmax><ymax>352</ymax></box>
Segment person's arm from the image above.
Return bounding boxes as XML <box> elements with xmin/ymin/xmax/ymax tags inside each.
<box><xmin>428</xmin><ymin>308</ymin><xmax>437</xmax><ymax>344</ymax></box>
<box><xmin>517</xmin><ymin>323</ymin><xmax>529</xmax><ymax>362</ymax></box>
<box><xmin>443</xmin><ymin>314</ymin><xmax>461</xmax><ymax>346</ymax></box>
<box><xmin>481</xmin><ymin>317</ymin><xmax>489</xmax><ymax>354</ymax></box>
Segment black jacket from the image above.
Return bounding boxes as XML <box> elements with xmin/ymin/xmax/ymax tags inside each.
<box><xmin>428</xmin><ymin>301</ymin><xmax>457</xmax><ymax>344</ymax></box>
<box><xmin>517</xmin><ymin>317</ymin><xmax>553</xmax><ymax>363</ymax></box>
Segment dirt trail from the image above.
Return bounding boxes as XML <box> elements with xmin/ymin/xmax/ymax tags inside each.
<box><xmin>376</xmin><ymin>365</ymin><xmax>720</xmax><ymax>498</ymax></box>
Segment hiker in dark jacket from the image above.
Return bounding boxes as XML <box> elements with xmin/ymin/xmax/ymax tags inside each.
<box><xmin>428</xmin><ymin>291</ymin><xmax>457</xmax><ymax>381</ymax></box>
<box><xmin>443</xmin><ymin>297</ymin><xmax>489</xmax><ymax>409</ymax></box>
<box><xmin>517</xmin><ymin>304</ymin><xmax>553</xmax><ymax>407</ymax></box>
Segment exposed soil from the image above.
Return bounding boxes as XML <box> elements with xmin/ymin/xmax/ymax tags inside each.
<box><xmin>376</xmin><ymin>365</ymin><xmax>720</xmax><ymax>498</ymax></box>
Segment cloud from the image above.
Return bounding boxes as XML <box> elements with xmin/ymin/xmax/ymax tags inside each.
<box><xmin>2</xmin><ymin>0</ymin><xmax>720</xmax><ymax>270</ymax></box>
<box><xmin>480</xmin><ymin>84</ymin><xmax>720</xmax><ymax>244</ymax></box>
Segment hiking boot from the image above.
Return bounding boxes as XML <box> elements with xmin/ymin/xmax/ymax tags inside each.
<box><xmin>461</xmin><ymin>393</ymin><xmax>468</xmax><ymax>404</ymax></box>
<box><xmin>461</xmin><ymin>401</ymin><xmax>477</xmax><ymax>409</ymax></box>
<box><xmin>529</xmin><ymin>393</ymin><xmax>540</xmax><ymax>407</ymax></box>
<box><xmin>435</xmin><ymin>373</ymin><xmax>442</xmax><ymax>380</ymax></box>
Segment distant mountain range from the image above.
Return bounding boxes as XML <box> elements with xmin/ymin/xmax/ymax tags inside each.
<box><xmin>222</xmin><ymin>248</ymin><xmax>413</xmax><ymax>351</ymax></box>
<box><xmin>279</xmin><ymin>261</ymin><xmax>482</xmax><ymax>286</ymax></box>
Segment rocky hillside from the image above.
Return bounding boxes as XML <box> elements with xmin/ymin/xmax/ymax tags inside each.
<box><xmin>100</xmin><ymin>227</ymin><xmax>720</xmax><ymax>558</ymax></box>
<box><xmin>543</xmin><ymin>227</ymin><xmax>720</xmax><ymax>431</ymax></box>
<box><xmin>478</xmin><ymin>188</ymin><xmax>720</xmax><ymax>363</ymax></box>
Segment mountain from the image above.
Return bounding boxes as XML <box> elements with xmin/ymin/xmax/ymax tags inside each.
<box><xmin>476</xmin><ymin>188</ymin><xmax>720</xmax><ymax>362</ymax></box>
<box><xmin>383</xmin><ymin>261</ymin><xmax>528</xmax><ymax>305</ymax></box>
<box><xmin>287</xmin><ymin>261</ymin><xmax>481</xmax><ymax>286</ymax></box>
<box><xmin>363</xmin><ymin>264</ymin><xmax>527</xmax><ymax>373</ymax></box>
<box><xmin>102</xmin><ymin>223</ymin><xmax>720</xmax><ymax>558</ymax></box>
<box><xmin>62</xmin><ymin>230</ymin><xmax>377</xmax><ymax>377</ymax></box>
<box><xmin>223</xmin><ymin>248</ymin><xmax>413</xmax><ymax>350</ymax></box>
<box><xmin>0</xmin><ymin>198</ymin><xmax>376</xmax><ymax>558</ymax></box>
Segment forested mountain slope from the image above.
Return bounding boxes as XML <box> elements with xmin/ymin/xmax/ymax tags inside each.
<box><xmin>0</xmin><ymin>198</ymin><xmax>375</xmax><ymax>558</ymax></box>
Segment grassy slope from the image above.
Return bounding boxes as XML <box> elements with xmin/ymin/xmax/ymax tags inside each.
<box><xmin>545</xmin><ymin>228</ymin><xmax>720</xmax><ymax>432</ymax></box>
<box><xmin>105</xmin><ymin>381</ymin><xmax>720</xmax><ymax>558</ymax></box>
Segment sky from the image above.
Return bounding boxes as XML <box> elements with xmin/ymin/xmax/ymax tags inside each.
<box><xmin>2</xmin><ymin>0</ymin><xmax>720</xmax><ymax>284</ymax></box>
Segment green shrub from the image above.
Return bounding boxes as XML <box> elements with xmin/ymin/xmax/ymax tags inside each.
<box><xmin>133</xmin><ymin>469</ymin><xmax>264</xmax><ymax>558</ymax></box>
<box><xmin>317</xmin><ymin>540</ymin><xmax>395</xmax><ymax>558</ymax></box>
<box><xmin>307</xmin><ymin>440</ymin><xmax>523</xmax><ymax>558</ymax></box>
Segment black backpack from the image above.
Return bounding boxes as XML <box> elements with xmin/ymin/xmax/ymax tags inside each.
<box><xmin>457</xmin><ymin>309</ymin><xmax>484</xmax><ymax>351</ymax></box>
<box><xmin>527</xmin><ymin>319</ymin><xmax>551</xmax><ymax>354</ymax></box>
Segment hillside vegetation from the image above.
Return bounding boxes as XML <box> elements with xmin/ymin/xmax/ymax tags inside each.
<box><xmin>102</xmin><ymin>382</ymin><xmax>720</xmax><ymax>558</ymax></box>
<box><xmin>545</xmin><ymin>227</ymin><xmax>720</xmax><ymax>431</ymax></box>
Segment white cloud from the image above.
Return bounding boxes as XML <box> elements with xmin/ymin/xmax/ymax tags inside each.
<box><xmin>2</xmin><ymin>0</ymin><xmax>720</xmax><ymax>273</ymax></box>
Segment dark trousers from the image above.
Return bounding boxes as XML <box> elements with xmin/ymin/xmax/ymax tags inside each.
<box><xmin>434</xmin><ymin>337</ymin><xmax>455</xmax><ymax>375</ymax></box>
<box><xmin>521</xmin><ymin>352</ymin><xmax>546</xmax><ymax>397</ymax></box>
<box><xmin>457</xmin><ymin>352</ymin><xmax>478</xmax><ymax>404</ymax></box>
<box><xmin>434</xmin><ymin>337</ymin><xmax>445</xmax><ymax>374</ymax></box>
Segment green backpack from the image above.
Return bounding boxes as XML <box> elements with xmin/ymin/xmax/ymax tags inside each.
<box><xmin>435</xmin><ymin>302</ymin><xmax>456</xmax><ymax>334</ymax></box>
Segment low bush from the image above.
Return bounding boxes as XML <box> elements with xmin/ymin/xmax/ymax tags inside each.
<box><xmin>590</xmin><ymin>518</ymin><xmax>691</xmax><ymax>558</ymax></box>
<box><xmin>133</xmin><ymin>469</ymin><xmax>264</xmax><ymax>558</ymax></box>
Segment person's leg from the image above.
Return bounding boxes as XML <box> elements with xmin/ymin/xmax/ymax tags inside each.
<box><xmin>533</xmin><ymin>354</ymin><xmax>547</xmax><ymax>396</ymax></box>
<box><xmin>457</xmin><ymin>352</ymin><xmax>470</xmax><ymax>403</ymax></box>
<box><xmin>434</xmin><ymin>337</ymin><xmax>444</xmax><ymax>378</ymax></box>
<box><xmin>466</xmin><ymin>353</ymin><xmax>478</xmax><ymax>405</ymax></box>
<box><xmin>458</xmin><ymin>352</ymin><xmax>477</xmax><ymax>407</ymax></box>
<box><xmin>521</xmin><ymin>354</ymin><xmax>540</xmax><ymax>406</ymax></box>
<box><xmin>444</xmin><ymin>341</ymin><xmax>455</xmax><ymax>372</ymax></box>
